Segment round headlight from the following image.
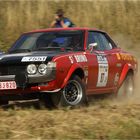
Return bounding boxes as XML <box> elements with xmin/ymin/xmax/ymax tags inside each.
<box><xmin>38</xmin><ymin>64</ymin><xmax>47</xmax><ymax>75</ymax></box>
<box><xmin>27</xmin><ymin>64</ymin><xmax>37</xmax><ymax>74</ymax></box>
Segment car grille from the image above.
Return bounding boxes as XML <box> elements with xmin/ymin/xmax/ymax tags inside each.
<box><xmin>0</xmin><ymin>66</ymin><xmax>26</xmax><ymax>75</ymax></box>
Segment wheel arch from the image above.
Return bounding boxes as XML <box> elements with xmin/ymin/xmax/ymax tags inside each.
<box><xmin>71</xmin><ymin>68</ymin><xmax>85</xmax><ymax>80</ymax></box>
<box><xmin>127</xmin><ymin>69</ymin><xmax>134</xmax><ymax>75</ymax></box>
<box><xmin>60</xmin><ymin>64</ymin><xmax>85</xmax><ymax>89</ymax></box>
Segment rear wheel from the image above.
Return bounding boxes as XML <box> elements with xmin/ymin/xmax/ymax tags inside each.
<box><xmin>51</xmin><ymin>75</ymin><xmax>87</xmax><ymax>108</ymax></box>
<box><xmin>117</xmin><ymin>73</ymin><xmax>134</xmax><ymax>99</ymax></box>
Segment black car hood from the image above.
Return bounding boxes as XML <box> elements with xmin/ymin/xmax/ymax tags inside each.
<box><xmin>0</xmin><ymin>51</ymin><xmax>67</xmax><ymax>65</ymax></box>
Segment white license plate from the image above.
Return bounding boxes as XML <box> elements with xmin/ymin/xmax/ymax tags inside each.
<box><xmin>0</xmin><ymin>81</ymin><xmax>17</xmax><ymax>90</ymax></box>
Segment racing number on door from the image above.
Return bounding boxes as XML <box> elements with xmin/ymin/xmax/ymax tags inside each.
<box><xmin>96</xmin><ymin>55</ymin><xmax>109</xmax><ymax>87</ymax></box>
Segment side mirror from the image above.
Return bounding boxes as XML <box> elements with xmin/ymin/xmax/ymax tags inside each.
<box><xmin>88</xmin><ymin>43</ymin><xmax>98</xmax><ymax>53</ymax></box>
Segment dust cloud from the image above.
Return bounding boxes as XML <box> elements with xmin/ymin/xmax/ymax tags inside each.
<box><xmin>133</xmin><ymin>58</ymin><xmax>140</xmax><ymax>102</ymax></box>
<box><xmin>112</xmin><ymin>34</ymin><xmax>140</xmax><ymax>105</ymax></box>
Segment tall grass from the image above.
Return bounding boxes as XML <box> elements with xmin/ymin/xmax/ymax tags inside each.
<box><xmin>0</xmin><ymin>0</ymin><xmax>139</xmax><ymax>51</ymax></box>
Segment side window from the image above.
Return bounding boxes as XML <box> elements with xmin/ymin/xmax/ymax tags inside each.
<box><xmin>87</xmin><ymin>32</ymin><xmax>103</xmax><ymax>51</ymax></box>
<box><xmin>87</xmin><ymin>32</ymin><xmax>94</xmax><ymax>46</ymax></box>
<box><xmin>99</xmin><ymin>33</ymin><xmax>113</xmax><ymax>50</ymax></box>
<box><xmin>87</xmin><ymin>31</ymin><xmax>113</xmax><ymax>51</ymax></box>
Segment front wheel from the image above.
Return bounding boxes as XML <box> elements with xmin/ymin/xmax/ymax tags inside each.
<box><xmin>51</xmin><ymin>76</ymin><xmax>87</xmax><ymax>108</ymax></box>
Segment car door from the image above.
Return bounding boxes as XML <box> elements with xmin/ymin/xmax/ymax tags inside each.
<box><xmin>86</xmin><ymin>31</ymin><xmax>121</xmax><ymax>93</ymax></box>
<box><xmin>98</xmin><ymin>32</ymin><xmax>123</xmax><ymax>88</ymax></box>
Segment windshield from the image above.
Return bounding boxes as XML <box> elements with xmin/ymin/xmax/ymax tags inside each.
<box><xmin>9</xmin><ymin>30</ymin><xmax>84</xmax><ymax>53</ymax></box>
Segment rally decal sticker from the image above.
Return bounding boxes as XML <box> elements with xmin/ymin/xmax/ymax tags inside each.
<box><xmin>69</xmin><ymin>54</ymin><xmax>87</xmax><ymax>64</ymax></box>
<box><xmin>69</xmin><ymin>56</ymin><xmax>74</xmax><ymax>64</ymax></box>
<box><xmin>96</xmin><ymin>55</ymin><xmax>109</xmax><ymax>87</ymax></box>
<box><xmin>74</xmin><ymin>54</ymin><xmax>87</xmax><ymax>62</ymax></box>
<box><xmin>114</xmin><ymin>73</ymin><xmax>119</xmax><ymax>86</ymax></box>
<box><xmin>116</xmin><ymin>53</ymin><xmax>134</xmax><ymax>61</ymax></box>
<box><xmin>21</xmin><ymin>56</ymin><xmax>47</xmax><ymax>62</ymax></box>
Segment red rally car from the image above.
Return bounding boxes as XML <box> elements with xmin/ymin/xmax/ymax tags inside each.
<box><xmin>0</xmin><ymin>28</ymin><xmax>138</xmax><ymax>107</ymax></box>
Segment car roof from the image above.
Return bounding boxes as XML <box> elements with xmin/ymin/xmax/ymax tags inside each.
<box><xmin>26</xmin><ymin>27</ymin><xmax>106</xmax><ymax>34</ymax></box>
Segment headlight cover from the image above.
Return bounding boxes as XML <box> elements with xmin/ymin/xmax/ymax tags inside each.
<box><xmin>38</xmin><ymin>64</ymin><xmax>47</xmax><ymax>75</ymax></box>
<box><xmin>47</xmin><ymin>62</ymin><xmax>56</xmax><ymax>68</ymax></box>
<box><xmin>27</xmin><ymin>64</ymin><xmax>37</xmax><ymax>74</ymax></box>
<box><xmin>27</xmin><ymin>62</ymin><xmax>56</xmax><ymax>75</ymax></box>
<box><xmin>38</xmin><ymin>62</ymin><xmax>56</xmax><ymax>75</ymax></box>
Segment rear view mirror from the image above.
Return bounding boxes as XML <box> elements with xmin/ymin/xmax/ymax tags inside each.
<box><xmin>88</xmin><ymin>43</ymin><xmax>98</xmax><ymax>52</ymax></box>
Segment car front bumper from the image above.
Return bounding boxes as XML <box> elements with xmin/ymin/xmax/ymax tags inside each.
<box><xmin>0</xmin><ymin>73</ymin><xmax>55</xmax><ymax>83</ymax></box>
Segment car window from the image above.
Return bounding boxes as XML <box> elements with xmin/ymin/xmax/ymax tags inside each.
<box><xmin>99</xmin><ymin>33</ymin><xmax>112</xmax><ymax>50</ymax></box>
<box><xmin>87</xmin><ymin>31</ymin><xmax>113</xmax><ymax>51</ymax></box>
<box><xmin>87</xmin><ymin>32</ymin><xmax>102</xmax><ymax>51</ymax></box>
<box><xmin>9</xmin><ymin>31</ymin><xmax>84</xmax><ymax>53</ymax></box>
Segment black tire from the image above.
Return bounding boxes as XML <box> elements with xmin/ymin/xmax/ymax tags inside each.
<box><xmin>51</xmin><ymin>75</ymin><xmax>87</xmax><ymax>108</ymax></box>
<box><xmin>117</xmin><ymin>73</ymin><xmax>134</xmax><ymax>99</ymax></box>
<box><xmin>0</xmin><ymin>99</ymin><xmax>8</xmax><ymax>106</ymax></box>
<box><xmin>39</xmin><ymin>93</ymin><xmax>54</xmax><ymax>109</ymax></box>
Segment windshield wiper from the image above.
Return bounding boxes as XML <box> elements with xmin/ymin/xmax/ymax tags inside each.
<box><xmin>35</xmin><ymin>47</ymin><xmax>75</xmax><ymax>52</ymax></box>
<box><xmin>9</xmin><ymin>49</ymin><xmax>31</xmax><ymax>53</ymax></box>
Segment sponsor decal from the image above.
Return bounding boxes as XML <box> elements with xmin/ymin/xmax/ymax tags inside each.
<box><xmin>84</xmin><ymin>66</ymin><xmax>88</xmax><ymax>85</ymax></box>
<box><xmin>21</xmin><ymin>56</ymin><xmax>47</xmax><ymax>62</ymax></box>
<box><xmin>116</xmin><ymin>63</ymin><xmax>122</xmax><ymax>67</ymax></box>
<box><xmin>69</xmin><ymin>56</ymin><xmax>74</xmax><ymax>64</ymax></box>
<box><xmin>116</xmin><ymin>53</ymin><xmax>133</xmax><ymax>61</ymax></box>
<box><xmin>96</xmin><ymin>55</ymin><xmax>108</xmax><ymax>64</ymax></box>
<box><xmin>84</xmin><ymin>66</ymin><xmax>88</xmax><ymax>76</ymax></box>
<box><xmin>116</xmin><ymin>53</ymin><xmax>121</xmax><ymax>60</ymax></box>
<box><xmin>84</xmin><ymin>69</ymin><xmax>88</xmax><ymax>77</ymax></box>
<box><xmin>74</xmin><ymin>54</ymin><xmax>87</xmax><ymax>63</ymax></box>
<box><xmin>96</xmin><ymin>54</ymin><xmax>109</xmax><ymax>87</ymax></box>
<box><xmin>114</xmin><ymin>73</ymin><xmax>119</xmax><ymax>85</ymax></box>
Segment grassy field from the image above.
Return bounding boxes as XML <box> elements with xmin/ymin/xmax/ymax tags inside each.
<box><xmin>0</xmin><ymin>0</ymin><xmax>140</xmax><ymax>51</ymax></box>
<box><xmin>0</xmin><ymin>98</ymin><xmax>140</xmax><ymax>139</ymax></box>
<box><xmin>0</xmin><ymin>0</ymin><xmax>140</xmax><ymax>139</ymax></box>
